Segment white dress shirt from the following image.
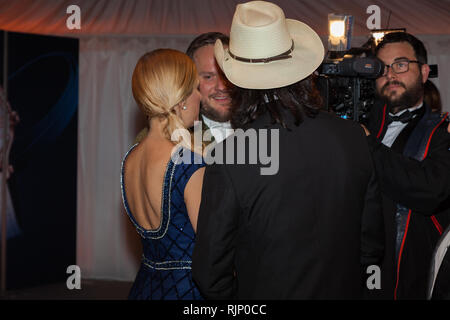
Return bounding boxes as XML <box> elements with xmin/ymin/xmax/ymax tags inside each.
<box><xmin>201</xmin><ymin>115</ymin><xmax>233</xmax><ymax>143</ymax></box>
<box><xmin>382</xmin><ymin>103</ymin><xmax>423</xmax><ymax>148</ymax></box>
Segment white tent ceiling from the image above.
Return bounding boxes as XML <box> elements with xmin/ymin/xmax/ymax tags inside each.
<box><xmin>0</xmin><ymin>0</ymin><xmax>449</xmax><ymax>38</ymax></box>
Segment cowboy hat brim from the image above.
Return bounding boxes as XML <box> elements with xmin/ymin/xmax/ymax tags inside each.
<box><xmin>215</xmin><ymin>19</ymin><xmax>324</xmax><ymax>89</ymax></box>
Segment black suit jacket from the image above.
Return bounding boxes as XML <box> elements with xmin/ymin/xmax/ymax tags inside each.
<box><xmin>366</xmin><ymin>102</ymin><xmax>450</xmax><ymax>299</ymax></box>
<box><xmin>192</xmin><ymin>110</ymin><xmax>384</xmax><ymax>299</ymax></box>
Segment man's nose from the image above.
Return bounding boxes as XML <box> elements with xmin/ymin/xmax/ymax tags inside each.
<box><xmin>385</xmin><ymin>65</ymin><xmax>397</xmax><ymax>80</ymax></box>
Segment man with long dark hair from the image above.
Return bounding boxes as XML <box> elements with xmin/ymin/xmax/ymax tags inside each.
<box><xmin>192</xmin><ymin>1</ymin><xmax>384</xmax><ymax>299</ymax></box>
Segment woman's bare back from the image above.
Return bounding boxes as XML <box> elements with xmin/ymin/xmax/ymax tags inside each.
<box><xmin>123</xmin><ymin>136</ymin><xmax>175</xmax><ymax>231</ymax></box>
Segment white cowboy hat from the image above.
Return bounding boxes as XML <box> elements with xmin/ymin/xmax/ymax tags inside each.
<box><xmin>215</xmin><ymin>1</ymin><xmax>324</xmax><ymax>89</ymax></box>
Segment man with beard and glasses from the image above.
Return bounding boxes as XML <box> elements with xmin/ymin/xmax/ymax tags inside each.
<box><xmin>135</xmin><ymin>32</ymin><xmax>234</xmax><ymax>145</ymax></box>
<box><xmin>363</xmin><ymin>32</ymin><xmax>450</xmax><ymax>300</ymax></box>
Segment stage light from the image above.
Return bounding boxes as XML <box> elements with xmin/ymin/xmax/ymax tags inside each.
<box><xmin>328</xmin><ymin>14</ymin><xmax>353</xmax><ymax>52</ymax></box>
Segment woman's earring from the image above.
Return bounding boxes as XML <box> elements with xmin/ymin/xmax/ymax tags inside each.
<box><xmin>182</xmin><ymin>105</ymin><xmax>187</xmax><ymax>110</ymax></box>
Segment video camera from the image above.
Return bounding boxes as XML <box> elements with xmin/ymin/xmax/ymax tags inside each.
<box><xmin>317</xmin><ymin>49</ymin><xmax>384</xmax><ymax>125</ymax></box>
<box><xmin>317</xmin><ymin>18</ymin><xmax>438</xmax><ymax>125</ymax></box>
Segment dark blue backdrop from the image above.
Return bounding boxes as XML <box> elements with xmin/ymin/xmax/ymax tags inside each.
<box><xmin>0</xmin><ymin>31</ymin><xmax>78</xmax><ymax>290</ymax></box>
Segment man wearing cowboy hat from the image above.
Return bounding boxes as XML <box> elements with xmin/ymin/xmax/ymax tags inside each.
<box><xmin>192</xmin><ymin>1</ymin><xmax>384</xmax><ymax>299</ymax></box>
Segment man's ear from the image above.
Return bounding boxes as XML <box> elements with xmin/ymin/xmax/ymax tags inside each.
<box><xmin>421</xmin><ymin>63</ymin><xmax>430</xmax><ymax>83</ymax></box>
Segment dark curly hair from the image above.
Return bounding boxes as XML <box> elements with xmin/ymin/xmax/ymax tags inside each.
<box><xmin>230</xmin><ymin>75</ymin><xmax>323</xmax><ymax>129</ymax></box>
<box><xmin>186</xmin><ymin>32</ymin><xmax>229</xmax><ymax>59</ymax></box>
<box><xmin>375</xmin><ymin>32</ymin><xmax>428</xmax><ymax>64</ymax></box>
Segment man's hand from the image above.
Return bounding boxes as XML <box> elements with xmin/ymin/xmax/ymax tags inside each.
<box><xmin>361</xmin><ymin>124</ymin><xmax>371</xmax><ymax>136</ymax></box>
<box><xmin>448</xmin><ymin>122</ymin><xmax>450</xmax><ymax>133</ymax></box>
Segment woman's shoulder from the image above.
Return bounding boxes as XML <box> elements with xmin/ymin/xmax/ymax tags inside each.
<box><xmin>171</xmin><ymin>146</ymin><xmax>205</xmax><ymax>168</ymax></box>
<box><xmin>123</xmin><ymin>139</ymin><xmax>176</xmax><ymax>179</ymax></box>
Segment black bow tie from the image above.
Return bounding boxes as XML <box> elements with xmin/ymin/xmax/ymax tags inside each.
<box><xmin>386</xmin><ymin>109</ymin><xmax>420</xmax><ymax>125</ymax></box>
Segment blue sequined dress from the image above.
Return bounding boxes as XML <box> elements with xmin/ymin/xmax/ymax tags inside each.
<box><xmin>121</xmin><ymin>145</ymin><xmax>205</xmax><ymax>300</ymax></box>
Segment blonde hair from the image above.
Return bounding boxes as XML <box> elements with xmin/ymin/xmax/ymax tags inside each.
<box><xmin>132</xmin><ymin>49</ymin><xmax>198</xmax><ymax>143</ymax></box>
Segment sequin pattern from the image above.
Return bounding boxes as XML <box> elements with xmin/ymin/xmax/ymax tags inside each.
<box><xmin>121</xmin><ymin>145</ymin><xmax>205</xmax><ymax>300</ymax></box>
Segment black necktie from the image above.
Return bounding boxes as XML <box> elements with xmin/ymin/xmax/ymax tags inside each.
<box><xmin>386</xmin><ymin>109</ymin><xmax>419</xmax><ymax>126</ymax></box>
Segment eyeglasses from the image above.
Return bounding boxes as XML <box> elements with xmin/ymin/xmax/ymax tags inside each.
<box><xmin>382</xmin><ymin>59</ymin><xmax>421</xmax><ymax>76</ymax></box>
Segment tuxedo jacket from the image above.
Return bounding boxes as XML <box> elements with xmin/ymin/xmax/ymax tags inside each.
<box><xmin>366</xmin><ymin>102</ymin><xmax>450</xmax><ymax>300</ymax></box>
<box><xmin>192</xmin><ymin>110</ymin><xmax>385</xmax><ymax>299</ymax></box>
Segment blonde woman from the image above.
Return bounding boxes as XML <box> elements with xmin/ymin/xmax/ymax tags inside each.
<box><xmin>121</xmin><ymin>49</ymin><xmax>205</xmax><ymax>300</ymax></box>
